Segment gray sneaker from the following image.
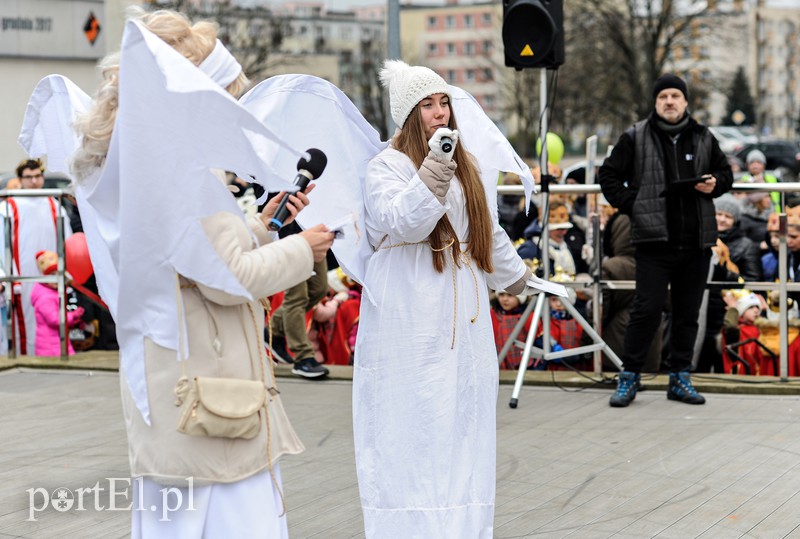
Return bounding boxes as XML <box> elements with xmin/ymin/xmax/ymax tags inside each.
<box><xmin>291</xmin><ymin>357</ymin><xmax>329</xmax><ymax>379</ymax></box>
<box><xmin>610</xmin><ymin>371</ymin><xmax>640</xmax><ymax>407</ymax></box>
<box><xmin>667</xmin><ymin>371</ymin><xmax>705</xmax><ymax>405</ymax></box>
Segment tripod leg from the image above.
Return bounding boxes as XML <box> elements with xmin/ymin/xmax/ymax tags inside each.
<box><xmin>510</xmin><ymin>292</ymin><xmax>546</xmax><ymax>408</ymax></box>
<box><xmin>560</xmin><ymin>297</ymin><xmax>623</xmax><ymax>370</ymax></box>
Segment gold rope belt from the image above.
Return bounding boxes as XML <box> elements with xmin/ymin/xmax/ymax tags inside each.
<box><xmin>376</xmin><ymin>237</ymin><xmax>480</xmax><ymax>349</ymax></box>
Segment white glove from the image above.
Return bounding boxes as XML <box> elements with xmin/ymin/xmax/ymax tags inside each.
<box><xmin>427</xmin><ymin>128</ymin><xmax>459</xmax><ymax>162</ymax></box>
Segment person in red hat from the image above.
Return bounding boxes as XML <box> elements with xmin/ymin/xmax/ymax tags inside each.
<box><xmin>29</xmin><ymin>250</ymin><xmax>84</xmax><ymax>356</ymax></box>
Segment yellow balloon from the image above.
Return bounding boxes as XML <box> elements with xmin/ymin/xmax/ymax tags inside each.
<box><xmin>535</xmin><ymin>132</ymin><xmax>565</xmax><ymax>164</ymax></box>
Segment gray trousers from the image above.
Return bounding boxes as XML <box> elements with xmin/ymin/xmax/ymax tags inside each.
<box><xmin>271</xmin><ymin>259</ymin><xmax>328</xmax><ymax>360</ymax></box>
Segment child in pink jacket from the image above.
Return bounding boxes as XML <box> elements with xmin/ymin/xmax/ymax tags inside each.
<box><xmin>30</xmin><ymin>251</ymin><xmax>84</xmax><ymax>356</ymax></box>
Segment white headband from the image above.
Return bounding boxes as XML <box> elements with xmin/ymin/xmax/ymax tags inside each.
<box><xmin>199</xmin><ymin>39</ymin><xmax>242</xmax><ymax>88</ymax></box>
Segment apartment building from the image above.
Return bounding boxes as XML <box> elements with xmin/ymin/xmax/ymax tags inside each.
<box><xmin>750</xmin><ymin>3</ymin><xmax>800</xmax><ymax>138</ymax></box>
<box><xmin>0</xmin><ymin>0</ymin><xmax>115</xmax><ymax>171</ymax></box>
<box><xmin>400</xmin><ymin>2</ymin><xmax>505</xmax><ymax>125</ymax></box>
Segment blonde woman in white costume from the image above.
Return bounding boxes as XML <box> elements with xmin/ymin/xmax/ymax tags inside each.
<box><xmin>71</xmin><ymin>8</ymin><xmax>333</xmax><ymax>537</ymax></box>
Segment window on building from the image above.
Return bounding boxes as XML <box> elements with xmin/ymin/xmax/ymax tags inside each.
<box><xmin>483</xmin><ymin>68</ymin><xmax>493</xmax><ymax>81</ymax></box>
<box><xmin>428</xmin><ymin>16</ymin><xmax>436</xmax><ymax>28</ymax></box>
<box><xmin>464</xmin><ymin>14</ymin><xmax>473</xmax><ymax>28</ymax></box>
<box><xmin>446</xmin><ymin>15</ymin><xmax>454</xmax><ymax>28</ymax></box>
<box><xmin>428</xmin><ymin>43</ymin><xmax>438</xmax><ymax>55</ymax></box>
<box><xmin>483</xmin><ymin>40</ymin><xmax>492</xmax><ymax>53</ymax></box>
<box><xmin>447</xmin><ymin>42</ymin><xmax>456</xmax><ymax>55</ymax></box>
<box><xmin>465</xmin><ymin>42</ymin><xmax>475</xmax><ymax>55</ymax></box>
<box><xmin>447</xmin><ymin>70</ymin><xmax>456</xmax><ymax>83</ymax></box>
<box><xmin>483</xmin><ymin>94</ymin><xmax>495</xmax><ymax>108</ymax></box>
<box><xmin>482</xmin><ymin>12</ymin><xmax>491</xmax><ymax>25</ymax></box>
<box><xmin>466</xmin><ymin>69</ymin><xmax>475</xmax><ymax>82</ymax></box>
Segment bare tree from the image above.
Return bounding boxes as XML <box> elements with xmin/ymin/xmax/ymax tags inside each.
<box><xmin>502</xmin><ymin>0</ymin><xmax>723</xmax><ymax>151</ymax></box>
<box><xmin>359</xmin><ymin>37</ymin><xmax>388</xmax><ymax>139</ymax></box>
<box><xmin>143</xmin><ymin>1</ymin><xmax>291</xmax><ymax>84</ymax></box>
<box><xmin>585</xmin><ymin>0</ymin><xmax>714</xmax><ymax>120</ymax></box>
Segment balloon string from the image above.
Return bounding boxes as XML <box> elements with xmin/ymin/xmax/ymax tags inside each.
<box><xmin>70</xmin><ymin>282</ymin><xmax>109</xmax><ymax>311</ymax></box>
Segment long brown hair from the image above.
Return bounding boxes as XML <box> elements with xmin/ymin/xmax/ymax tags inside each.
<box><xmin>393</xmin><ymin>102</ymin><xmax>494</xmax><ymax>274</ymax></box>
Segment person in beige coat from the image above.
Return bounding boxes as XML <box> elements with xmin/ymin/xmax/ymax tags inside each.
<box><xmin>69</xmin><ymin>8</ymin><xmax>335</xmax><ymax>537</ymax></box>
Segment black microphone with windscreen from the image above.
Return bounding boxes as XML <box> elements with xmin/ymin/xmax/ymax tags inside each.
<box><xmin>440</xmin><ymin>137</ymin><xmax>453</xmax><ymax>153</ymax></box>
<box><xmin>268</xmin><ymin>148</ymin><xmax>327</xmax><ymax>231</ymax></box>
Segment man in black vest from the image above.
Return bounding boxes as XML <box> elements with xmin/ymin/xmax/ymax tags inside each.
<box><xmin>599</xmin><ymin>74</ymin><xmax>733</xmax><ymax>407</ymax></box>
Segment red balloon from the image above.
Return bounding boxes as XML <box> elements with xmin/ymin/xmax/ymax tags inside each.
<box><xmin>65</xmin><ymin>233</ymin><xmax>94</xmax><ymax>285</ymax></box>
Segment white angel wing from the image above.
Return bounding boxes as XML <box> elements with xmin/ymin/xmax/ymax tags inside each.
<box><xmin>239</xmin><ymin>74</ymin><xmax>388</xmax><ymax>293</ymax></box>
<box><xmin>18</xmin><ymin>74</ymin><xmax>92</xmax><ymax>176</ymax></box>
<box><xmin>448</xmin><ymin>85</ymin><xmax>536</xmax><ymax>210</ymax></box>
<box><xmin>15</xmin><ymin>75</ymin><xmax>123</xmax><ymax>332</ymax></box>
<box><xmin>238</xmin><ymin>77</ymin><xmax>537</xmax><ymax>296</ymax></box>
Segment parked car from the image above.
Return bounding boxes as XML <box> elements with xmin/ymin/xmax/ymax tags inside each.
<box><xmin>712</xmin><ymin>126</ymin><xmax>758</xmax><ymax>143</ymax></box>
<box><xmin>0</xmin><ymin>171</ymin><xmax>71</xmax><ymax>191</ymax></box>
<box><xmin>735</xmin><ymin>140</ymin><xmax>800</xmax><ymax>181</ymax></box>
<box><xmin>709</xmin><ymin>127</ymin><xmax>745</xmax><ymax>154</ymax></box>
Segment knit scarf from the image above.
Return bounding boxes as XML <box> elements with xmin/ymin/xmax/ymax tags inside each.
<box><xmin>655</xmin><ymin>113</ymin><xmax>690</xmax><ymax>135</ymax></box>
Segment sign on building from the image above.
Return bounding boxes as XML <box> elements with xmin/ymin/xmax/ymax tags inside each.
<box><xmin>0</xmin><ymin>0</ymin><xmax>105</xmax><ymax>59</ymax></box>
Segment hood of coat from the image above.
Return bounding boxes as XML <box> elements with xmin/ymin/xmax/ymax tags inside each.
<box><xmin>604</xmin><ymin>213</ymin><xmax>634</xmax><ymax>258</ymax></box>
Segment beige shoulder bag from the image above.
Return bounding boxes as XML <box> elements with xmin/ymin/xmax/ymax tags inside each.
<box><xmin>173</xmin><ymin>277</ymin><xmax>268</xmax><ymax>440</ymax></box>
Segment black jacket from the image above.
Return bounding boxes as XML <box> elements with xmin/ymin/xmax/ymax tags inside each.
<box><xmin>714</xmin><ymin>223</ymin><xmax>763</xmax><ymax>283</ymax></box>
<box><xmin>599</xmin><ymin>111</ymin><xmax>733</xmax><ymax>249</ymax></box>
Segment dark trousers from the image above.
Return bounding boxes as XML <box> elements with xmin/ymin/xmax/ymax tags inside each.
<box><xmin>272</xmin><ymin>259</ymin><xmax>328</xmax><ymax>360</ymax></box>
<box><xmin>623</xmin><ymin>245</ymin><xmax>711</xmax><ymax>373</ymax></box>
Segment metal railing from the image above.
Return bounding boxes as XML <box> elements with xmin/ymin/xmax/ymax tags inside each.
<box><xmin>0</xmin><ymin>188</ymin><xmax>69</xmax><ymax>360</ymax></box>
<box><xmin>497</xmin><ymin>181</ymin><xmax>800</xmax><ymax>381</ymax></box>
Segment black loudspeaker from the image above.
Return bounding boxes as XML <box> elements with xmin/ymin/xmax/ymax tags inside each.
<box><xmin>502</xmin><ymin>0</ymin><xmax>564</xmax><ymax>70</ymax></box>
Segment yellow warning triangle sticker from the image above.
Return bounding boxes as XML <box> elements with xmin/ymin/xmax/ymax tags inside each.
<box><xmin>520</xmin><ymin>44</ymin><xmax>534</xmax><ymax>57</ymax></box>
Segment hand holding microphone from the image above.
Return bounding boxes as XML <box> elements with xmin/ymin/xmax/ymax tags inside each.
<box><xmin>267</xmin><ymin>148</ymin><xmax>328</xmax><ymax>231</ymax></box>
<box><xmin>427</xmin><ymin>128</ymin><xmax>459</xmax><ymax>162</ymax></box>
<box><xmin>420</xmin><ymin>128</ymin><xmax>458</xmax><ymax>202</ymax></box>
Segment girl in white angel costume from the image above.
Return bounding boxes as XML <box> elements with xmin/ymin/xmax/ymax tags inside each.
<box><xmin>352</xmin><ymin>61</ymin><xmax>535</xmax><ymax>538</ymax></box>
<box><xmin>69</xmin><ymin>8</ymin><xmax>334</xmax><ymax>538</ymax></box>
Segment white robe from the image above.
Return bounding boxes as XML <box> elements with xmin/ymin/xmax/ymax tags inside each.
<box><xmin>0</xmin><ymin>196</ymin><xmax>72</xmax><ymax>355</ymax></box>
<box><xmin>131</xmin><ymin>467</ymin><xmax>288</xmax><ymax>539</ymax></box>
<box><xmin>353</xmin><ymin>147</ymin><xmax>526</xmax><ymax>538</ymax></box>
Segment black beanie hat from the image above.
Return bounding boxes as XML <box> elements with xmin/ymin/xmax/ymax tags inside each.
<box><xmin>565</xmin><ymin>167</ymin><xmax>586</xmax><ymax>184</ymax></box>
<box><xmin>652</xmin><ymin>73</ymin><xmax>688</xmax><ymax>100</ymax></box>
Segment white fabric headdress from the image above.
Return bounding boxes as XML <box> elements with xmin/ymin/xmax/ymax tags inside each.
<box><xmin>379</xmin><ymin>59</ymin><xmax>450</xmax><ymax>128</ymax></box>
<box><xmin>736</xmin><ymin>292</ymin><xmax>761</xmax><ymax>317</ymax></box>
<box><xmin>199</xmin><ymin>39</ymin><xmax>242</xmax><ymax>88</ymax></box>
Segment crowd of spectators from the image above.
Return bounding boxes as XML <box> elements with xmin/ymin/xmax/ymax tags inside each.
<box><xmin>6</xmin><ymin>148</ymin><xmax>798</xmax><ymax>378</ymax></box>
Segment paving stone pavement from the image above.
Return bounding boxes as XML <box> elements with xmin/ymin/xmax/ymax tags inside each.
<box><xmin>1</xmin><ymin>368</ymin><xmax>800</xmax><ymax>538</ymax></box>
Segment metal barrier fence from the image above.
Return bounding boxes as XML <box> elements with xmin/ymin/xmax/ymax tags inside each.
<box><xmin>0</xmin><ymin>188</ymin><xmax>69</xmax><ymax>360</ymax></box>
<box><xmin>497</xmin><ymin>181</ymin><xmax>800</xmax><ymax>381</ymax></box>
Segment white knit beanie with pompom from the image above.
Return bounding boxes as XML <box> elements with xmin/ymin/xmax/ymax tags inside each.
<box><xmin>379</xmin><ymin>59</ymin><xmax>451</xmax><ymax>128</ymax></box>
